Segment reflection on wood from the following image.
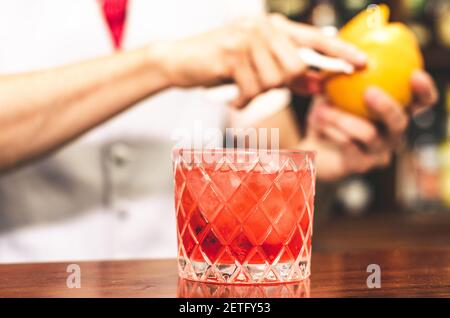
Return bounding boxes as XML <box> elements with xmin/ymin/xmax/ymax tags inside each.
<box><xmin>1</xmin><ymin>248</ymin><xmax>450</xmax><ymax>297</ymax></box>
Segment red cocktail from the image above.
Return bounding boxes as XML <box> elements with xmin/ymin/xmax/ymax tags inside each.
<box><xmin>173</xmin><ymin>149</ymin><xmax>315</xmax><ymax>284</ymax></box>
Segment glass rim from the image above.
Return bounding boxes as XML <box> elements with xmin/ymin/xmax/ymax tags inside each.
<box><xmin>172</xmin><ymin>148</ymin><xmax>316</xmax><ymax>157</ymax></box>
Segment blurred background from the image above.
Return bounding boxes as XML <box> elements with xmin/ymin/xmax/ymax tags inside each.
<box><xmin>0</xmin><ymin>0</ymin><xmax>448</xmax><ymax>264</ymax></box>
<box><xmin>267</xmin><ymin>0</ymin><xmax>450</xmax><ymax>251</ymax></box>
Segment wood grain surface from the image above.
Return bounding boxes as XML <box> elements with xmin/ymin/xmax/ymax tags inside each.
<box><xmin>2</xmin><ymin>213</ymin><xmax>449</xmax><ymax>298</ymax></box>
<box><xmin>1</xmin><ymin>248</ymin><xmax>450</xmax><ymax>297</ymax></box>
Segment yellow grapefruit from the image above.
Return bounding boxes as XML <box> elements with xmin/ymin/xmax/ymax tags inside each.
<box><xmin>324</xmin><ymin>4</ymin><xmax>423</xmax><ymax>118</ymax></box>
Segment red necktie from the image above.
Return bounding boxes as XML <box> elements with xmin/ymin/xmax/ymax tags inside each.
<box><xmin>99</xmin><ymin>0</ymin><xmax>128</xmax><ymax>50</ymax></box>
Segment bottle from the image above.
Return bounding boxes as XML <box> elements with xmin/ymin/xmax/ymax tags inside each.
<box><xmin>439</xmin><ymin>85</ymin><xmax>450</xmax><ymax>208</ymax></box>
<box><xmin>401</xmin><ymin>0</ymin><xmax>432</xmax><ymax>48</ymax></box>
<box><xmin>435</xmin><ymin>0</ymin><xmax>450</xmax><ymax>48</ymax></box>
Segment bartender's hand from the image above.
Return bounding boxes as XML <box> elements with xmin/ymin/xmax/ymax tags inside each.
<box><xmin>155</xmin><ymin>14</ymin><xmax>366</xmax><ymax>108</ymax></box>
<box><xmin>300</xmin><ymin>70</ymin><xmax>438</xmax><ymax>181</ymax></box>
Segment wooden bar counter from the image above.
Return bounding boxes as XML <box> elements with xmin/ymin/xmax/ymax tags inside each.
<box><xmin>1</xmin><ymin>213</ymin><xmax>450</xmax><ymax>298</ymax></box>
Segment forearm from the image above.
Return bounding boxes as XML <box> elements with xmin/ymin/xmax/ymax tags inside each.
<box><xmin>0</xmin><ymin>45</ymin><xmax>169</xmax><ymax>170</ymax></box>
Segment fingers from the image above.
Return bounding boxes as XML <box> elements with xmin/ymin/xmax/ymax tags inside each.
<box><xmin>345</xmin><ymin>75</ymin><xmax>438</xmax><ymax>173</ymax></box>
<box><xmin>365</xmin><ymin>86</ymin><xmax>408</xmax><ymax>147</ymax></box>
<box><xmin>334</xmin><ymin>136</ymin><xmax>391</xmax><ymax>174</ymax></box>
<box><xmin>318</xmin><ymin>125</ymin><xmax>352</xmax><ymax>145</ymax></box>
<box><xmin>266</xmin><ymin>25</ymin><xmax>307</xmax><ymax>82</ymax></box>
<box><xmin>307</xmin><ymin>95</ymin><xmax>394</xmax><ymax>175</ymax></box>
<box><xmin>232</xmin><ymin>16</ymin><xmax>311</xmax><ymax>107</ymax></box>
<box><xmin>273</xmin><ymin>16</ymin><xmax>367</xmax><ymax>68</ymax></box>
<box><xmin>343</xmin><ymin>144</ymin><xmax>388</xmax><ymax>173</ymax></box>
<box><xmin>250</xmin><ymin>30</ymin><xmax>284</xmax><ymax>90</ymax></box>
<box><xmin>229</xmin><ymin>14</ymin><xmax>369</xmax><ymax>108</ymax></box>
<box><xmin>310</xmin><ymin>97</ymin><xmax>380</xmax><ymax>149</ymax></box>
<box><xmin>410</xmin><ymin>69</ymin><xmax>439</xmax><ymax>115</ymax></box>
<box><xmin>230</xmin><ymin>13</ymin><xmax>370</xmax><ymax>108</ymax></box>
<box><xmin>231</xmin><ymin>54</ymin><xmax>262</xmax><ymax>108</ymax></box>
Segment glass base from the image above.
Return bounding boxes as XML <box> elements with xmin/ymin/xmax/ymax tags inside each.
<box><xmin>178</xmin><ymin>277</ymin><xmax>310</xmax><ymax>298</ymax></box>
<box><xmin>178</xmin><ymin>256</ymin><xmax>310</xmax><ymax>284</ymax></box>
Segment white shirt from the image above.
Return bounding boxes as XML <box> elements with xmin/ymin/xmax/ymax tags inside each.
<box><xmin>0</xmin><ymin>0</ymin><xmax>290</xmax><ymax>263</ymax></box>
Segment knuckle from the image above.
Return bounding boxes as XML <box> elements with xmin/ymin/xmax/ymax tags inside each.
<box><xmin>222</xmin><ymin>30</ymin><xmax>247</xmax><ymax>56</ymax></box>
<box><xmin>229</xmin><ymin>41</ymin><xmax>250</xmax><ymax>67</ymax></box>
